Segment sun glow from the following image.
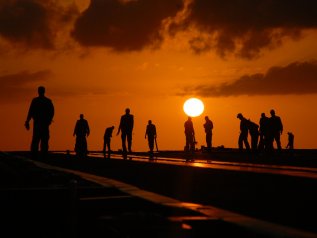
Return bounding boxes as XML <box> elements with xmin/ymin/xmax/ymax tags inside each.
<box><xmin>183</xmin><ymin>98</ymin><xmax>204</xmax><ymax>117</ymax></box>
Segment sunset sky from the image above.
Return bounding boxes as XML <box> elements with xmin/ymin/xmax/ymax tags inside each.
<box><xmin>1</xmin><ymin>0</ymin><xmax>317</xmax><ymax>152</ymax></box>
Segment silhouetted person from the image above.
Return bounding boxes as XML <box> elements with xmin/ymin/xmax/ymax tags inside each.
<box><xmin>246</xmin><ymin>119</ymin><xmax>259</xmax><ymax>152</ymax></box>
<box><xmin>203</xmin><ymin>116</ymin><xmax>213</xmax><ymax>151</ymax></box>
<box><xmin>117</xmin><ymin>108</ymin><xmax>134</xmax><ymax>155</ymax></box>
<box><xmin>258</xmin><ymin>113</ymin><xmax>270</xmax><ymax>152</ymax></box>
<box><xmin>25</xmin><ymin>86</ymin><xmax>54</xmax><ymax>159</ymax></box>
<box><xmin>269</xmin><ymin>109</ymin><xmax>283</xmax><ymax>151</ymax></box>
<box><xmin>73</xmin><ymin>114</ymin><xmax>90</xmax><ymax>158</ymax></box>
<box><xmin>237</xmin><ymin>113</ymin><xmax>250</xmax><ymax>151</ymax></box>
<box><xmin>184</xmin><ymin>117</ymin><xmax>195</xmax><ymax>152</ymax></box>
<box><xmin>286</xmin><ymin>132</ymin><xmax>294</xmax><ymax>150</ymax></box>
<box><xmin>103</xmin><ymin>126</ymin><xmax>115</xmax><ymax>159</ymax></box>
<box><xmin>145</xmin><ymin>120</ymin><xmax>157</xmax><ymax>159</ymax></box>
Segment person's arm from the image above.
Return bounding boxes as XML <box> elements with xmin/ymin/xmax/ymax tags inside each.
<box><xmin>86</xmin><ymin>121</ymin><xmax>90</xmax><ymax>136</ymax></box>
<box><xmin>73</xmin><ymin>122</ymin><xmax>77</xmax><ymax>136</ymax></box>
<box><xmin>116</xmin><ymin>118</ymin><xmax>122</xmax><ymax>135</ymax></box>
<box><xmin>49</xmin><ymin>100</ymin><xmax>54</xmax><ymax>124</ymax></box>
<box><xmin>25</xmin><ymin>99</ymin><xmax>34</xmax><ymax>130</ymax></box>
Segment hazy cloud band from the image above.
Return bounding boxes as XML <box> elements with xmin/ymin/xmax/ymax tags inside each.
<box><xmin>182</xmin><ymin>61</ymin><xmax>317</xmax><ymax>97</ymax></box>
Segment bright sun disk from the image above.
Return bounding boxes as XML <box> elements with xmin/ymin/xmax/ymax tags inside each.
<box><xmin>183</xmin><ymin>98</ymin><xmax>204</xmax><ymax>117</ymax></box>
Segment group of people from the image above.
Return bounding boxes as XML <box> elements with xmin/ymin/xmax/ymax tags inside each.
<box><xmin>184</xmin><ymin>116</ymin><xmax>214</xmax><ymax>152</ymax></box>
<box><xmin>72</xmin><ymin>108</ymin><xmax>157</xmax><ymax>159</ymax></box>
<box><xmin>25</xmin><ymin>87</ymin><xmax>157</xmax><ymax>159</ymax></box>
<box><xmin>25</xmin><ymin>86</ymin><xmax>293</xmax><ymax>160</ymax></box>
<box><xmin>237</xmin><ymin>109</ymin><xmax>294</xmax><ymax>153</ymax></box>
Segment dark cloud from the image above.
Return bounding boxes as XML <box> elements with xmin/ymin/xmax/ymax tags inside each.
<box><xmin>0</xmin><ymin>0</ymin><xmax>78</xmax><ymax>49</ymax></box>
<box><xmin>1</xmin><ymin>0</ymin><xmax>316</xmax><ymax>57</ymax></box>
<box><xmin>0</xmin><ymin>70</ymin><xmax>51</xmax><ymax>103</ymax></box>
<box><xmin>182</xmin><ymin>61</ymin><xmax>317</xmax><ymax>97</ymax></box>
<box><xmin>71</xmin><ymin>0</ymin><xmax>183</xmax><ymax>51</ymax></box>
<box><xmin>182</xmin><ymin>0</ymin><xmax>317</xmax><ymax>58</ymax></box>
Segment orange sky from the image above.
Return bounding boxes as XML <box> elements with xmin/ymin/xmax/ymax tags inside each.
<box><xmin>1</xmin><ymin>0</ymin><xmax>317</xmax><ymax>152</ymax></box>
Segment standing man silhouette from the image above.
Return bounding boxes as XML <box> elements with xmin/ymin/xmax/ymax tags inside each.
<box><xmin>269</xmin><ymin>109</ymin><xmax>283</xmax><ymax>151</ymax></box>
<box><xmin>73</xmin><ymin>114</ymin><xmax>90</xmax><ymax>158</ymax></box>
<box><xmin>184</xmin><ymin>117</ymin><xmax>195</xmax><ymax>152</ymax></box>
<box><xmin>25</xmin><ymin>86</ymin><xmax>54</xmax><ymax>159</ymax></box>
<box><xmin>117</xmin><ymin>108</ymin><xmax>134</xmax><ymax>157</ymax></box>
<box><xmin>145</xmin><ymin>120</ymin><xmax>157</xmax><ymax>159</ymax></box>
<box><xmin>203</xmin><ymin>116</ymin><xmax>213</xmax><ymax>151</ymax></box>
<box><xmin>258</xmin><ymin>112</ymin><xmax>270</xmax><ymax>151</ymax></box>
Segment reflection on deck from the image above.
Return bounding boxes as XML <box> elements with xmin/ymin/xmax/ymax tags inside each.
<box><xmin>81</xmin><ymin>151</ymin><xmax>317</xmax><ymax>180</ymax></box>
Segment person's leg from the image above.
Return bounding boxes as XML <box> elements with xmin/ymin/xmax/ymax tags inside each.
<box><xmin>127</xmin><ymin>133</ymin><xmax>132</xmax><ymax>152</ymax></box>
<box><xmin>251</xmin><ymin>135</ymin><xmax>257</xmax><ymax>152</ymax></box>
<box><xmin>103</xmin><ymin>140</ymin><xmax>106</xmax><ymax>157</ymax></box>
<box><xmin>149</xmin><ymin>137</ymin><xmax>154</xmax><ymax>152</ymax></box>
<box><xmin>190</xmin><ymin>135</ymin><xmax>195</xmax><ymax>152</ymax></box>
<box><xmin>31</xmin><ymin>125</ymin><xmax>40</xmax><ymax>159</ymax></box>
<box><xmin>238</xmin><ymin>134</ymin><xmax>244</xmax><ymax>150</ymax></box>
<box><xmin>106</xmin><ymin>140</ymin><xmax>111</xmax><ymax>158</ymax></box>
<box><xmin>40</xmin><ymin>126</ymin><xmax>50</xmax><ymax>158</ymax></box>
<box><xmin>185</xmin><ymin>134</ymin><xmax>190</xmax><ymax>151</ymax></box>
<box><xmin>121</xmin><ymin>133</ymin><xmax>127</xmax><ymax>152</ymax></box>
<box><xmin>244</xmin><ymin>135</ymin><xmax>250</xmax><ymax>151</ymax></box>
<box><xmin>83</xmin><ymin>137</ymin><xmax>88</xmax><ymax>156</ymax></box>
<box><xmin>275</xmin><ymin>133</ymin><xmax>282</xmax><ymax>151</ymax></box>
<box><xmin>206</xmin><ymin>132</ymin><xmax>211</xmax><ymax>149</ymax></box>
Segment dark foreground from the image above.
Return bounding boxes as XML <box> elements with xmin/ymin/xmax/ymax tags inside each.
<box><xmin>1</xmin><ymin>150</ymin><xmax>317</xmax><ymax>238</ymax></box>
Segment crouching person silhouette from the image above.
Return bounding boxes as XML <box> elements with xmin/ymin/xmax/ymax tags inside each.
<box><xmin>103</xmin><ymin>126</ymin><xmax>115</xmax><ymax>159</ymax></box>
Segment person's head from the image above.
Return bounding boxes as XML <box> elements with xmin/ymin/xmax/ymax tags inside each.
<box><xmin>148</xmin><ymin>120</ymin><xmax>152</xmax><ymax>124</ymax></box>
<box><xmin>237</xmin><ymin>113</ymin><xmax>243</xmax><ymax>119</ymax></box>
<box><xmin>125</xmin><ymin>108</ymin><xmax>130</xmax><ymax>114</ymax></box>
<box><xmin>270</xmin><ymin>109</ymin><xmax>275</xmax><ymax>116</ymax></box>
<box><xmin>188</xmin><ymin>116</ymin><xmax>192</xmax><ymax>121</ymax></box>
<box><xmin>261</xmin><ymin>112</ymin><xmax>265</xmax><ymax>118</ymax></box>
<box><xmin>205</xmin><ymin>116</ymin><xmax>209</xmax><ymax>121</ymax></box>
<box><xmin>80</xmin><ymin>114</ymin><xmax>84</xmax><ymax>119</ymax></box>
<box><xmin>38</xmin><ymin>86</ymin><xmax>45</xmax><ymax>96</ymax></box>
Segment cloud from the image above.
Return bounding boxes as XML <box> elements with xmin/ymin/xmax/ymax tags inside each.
<box><xmin>1</xmin><ymin>0</ymin><xmax>317</xmax><ymax>57</ymax></box>
<box><xmin>0</xmin><ymin>0</ymin><xmax>79</xmax><ymax>50</ymax></box>
<box><xmin>182</xmin><ymin>61</ymin><xmax>317</xmax><ymax>97</ymax></box>
<box><xmin>181</xmin><ymin>0</ymin><xmax>317</xmax><ymax>58</ymax></box>
<box><xmin>71</xmin><ymin>0</ymin><xmax>183</xmax><ymax>51</ymax></box>
<box><xmin>0</xmin><ymin>70</ymin><xmax>51</xmax><ymax>103</ymax></box>
<box><xmin>0</xmin><ymin>69</ymin><xmax>117</xmax><ymax>103</ymax></box>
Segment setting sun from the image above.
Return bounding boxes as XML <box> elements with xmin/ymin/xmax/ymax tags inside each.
<box><xmin>183</xmin><ymin>98</ymin><xmax>205</xmax><ymax>117</ymax></box>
